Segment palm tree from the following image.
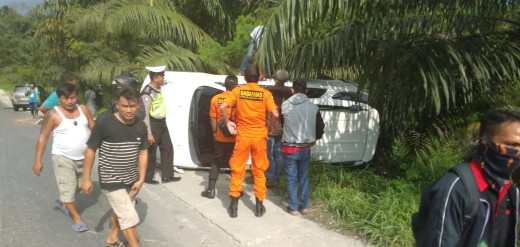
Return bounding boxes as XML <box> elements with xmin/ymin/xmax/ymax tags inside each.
<box><xmin>256</xmin><ymin>0</ymin><xmax>520</xmax><ymax>172</ymax></box>
<box><xmin>34</xmin><ymin>0</ymin><xmax>239</xmax><ymax>86</ymax></box>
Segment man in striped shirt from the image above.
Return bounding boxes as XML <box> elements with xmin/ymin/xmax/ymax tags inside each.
<box><xmin>82</xmin><ymin>87</ymin><xmax>149</xmax><ymax>247</ymax></box>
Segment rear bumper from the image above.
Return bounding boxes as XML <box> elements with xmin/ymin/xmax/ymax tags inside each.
<box><xmin>11</xmin><ymin>100</ymin><xmax>30</xmax><ymax>108</ymax></box>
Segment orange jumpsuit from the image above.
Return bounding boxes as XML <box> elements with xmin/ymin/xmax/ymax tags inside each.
<box><xmin>225</xmin><ymin>83</ymin><xmax>277</xmax><ymax>200</ymax></box>
<box><xmin>210</xmin><ymin>91</ymin><xmax>236</xmax><ymax>143</ymax></box>
<box><xmin>208</xmin><ymin>91</ymin><xmax>236</xmax><ymax>180</ymax></box>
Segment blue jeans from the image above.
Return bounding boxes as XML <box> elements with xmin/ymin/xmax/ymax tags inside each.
<box><xmin>284</xmin><ymin>148</ymin><xmax>311</xmax><ymax>211</ymax></box>
<box><xmin>239</xmin><ymin>39</ymin><xmax>255</xmax><ymax>74</ymax></box>
<box><xmin>266</xmin><ymin>136</ymin><xmax>284</xmax><ymax>181</ymax></box>
<box><xmin>29</xmin><ymin>102</ymin><xmax>39</xmax><ymax>114</ymax></box>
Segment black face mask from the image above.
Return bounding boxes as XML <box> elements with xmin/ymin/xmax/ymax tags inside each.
<box><xmin>476</xmin><ymin>136</ymin><xmax>520</xmax><ymax>180</ymax></box>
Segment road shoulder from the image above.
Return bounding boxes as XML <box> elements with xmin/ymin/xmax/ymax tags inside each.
<box><xmin>159</xmin><ymin>170</ymin><xmax>369</xmax><ymax>246</ymax></box>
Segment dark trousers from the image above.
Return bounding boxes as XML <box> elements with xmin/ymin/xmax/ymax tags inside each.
<box><xmin>29</xmin><ymin>102</ymin><xmax>39</xmax><ymax>115</ymax></box>
<box><xmin>146</xmin><ymin>120</ymin><xmax>174</xmax><ymax>179</ymax></box>
<box><xmin>209</xmin><ymin>141</ymin><xmax>235</xmax><ymax>180</ymax></box>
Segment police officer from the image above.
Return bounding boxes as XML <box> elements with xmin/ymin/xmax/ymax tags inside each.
<box><xmin>141</xmin><ymin>66</ymin><xmax>180</xmax><ymax>184</ymax></box>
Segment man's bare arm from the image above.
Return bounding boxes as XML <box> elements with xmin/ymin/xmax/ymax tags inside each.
<box><xmin>81</xmin><ymin>147</ymin><xmax>96</xmax><ymax>195</ymax></box>
<box><xmin>268</xmin><ymin>108</ymin><xmax>279</xmax><ymax>132</ymax></box>
<box><xmin>210</xmin><ymin>118</ymin><xmax>217</xmax><ymax>133</ymax></box>
<box><xmin>130</xmin><ymin>148</ymin><xmax>149</xmax><ymax>197</ymax></box>
<box><xmin>137</xmin><ymin>149</ymin><xmax>148</xmax><ymax>182</ymax></box>
<box><xmin>82</xmin><ymin>147</ymin><xmax>96</xmax><ymax>180</ymax></box>
<box><xmin>39</xmin><ymin>105</ymin><xmax>48</xmax><ymax>114</ymax></box>
<box><xmin>219</xmin><ymin>102</ymin><xmax>229</xmax><ymax>122</ymax></box>
<box><xmin>219</xmin><ymin>102</ymin><xmax>237</xmax><ymax>135</ymax></box>
<box><xmin>32</xmin><ymin>110</ymin><xmax>56</xmax><ymax>176</ymax></box>
<box><xmin>141</xmin><ymin>95</ymin><xmax>153</xmax><ymax>134</ymax></box>
<box><xmin>80</xmin><ymin>104</ymin><xmax>95</xmax><ymax>130</ymax></box>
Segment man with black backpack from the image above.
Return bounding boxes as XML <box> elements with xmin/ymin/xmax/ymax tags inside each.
<box><xmin>412</xmin><ymin>108</ymin><xmax>520</xmax><ymax>247</ymax></box>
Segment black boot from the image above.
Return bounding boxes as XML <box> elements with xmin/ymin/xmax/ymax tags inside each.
<box><xmin>255</xmin><ymin>197</ymin><xmax>266</xmax><ymax>217</ymax></box>
<box><xmin>228</xmin><ymin>196</ymin><xmax>239</xmax><ymax>218</ymax></box>
<box><xmin>201</xmin><ymin>179</ymin><xmax>217</xmax><ymax>198</ymax></box>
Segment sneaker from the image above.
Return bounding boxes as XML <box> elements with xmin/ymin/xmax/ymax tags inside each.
<box><xmin>174</xmin><ymin>166</ymin><xmax>184</xmax><ymax>174</ymax></box>
<box><xmin>300</xmin><ymin>208</ymin><xmax>309</xmax><ymax>214</ymax></box>
<box><xmin>286</xmin><ymin>207</ymin><xmax>300</xmax><ymax>216</ymax></box>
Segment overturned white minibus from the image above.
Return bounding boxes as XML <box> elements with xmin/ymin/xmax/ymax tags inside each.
<box><xmin>141</xmin><ymin>72</ymin><xmax>380</xmax><ymax>168</ymax></box>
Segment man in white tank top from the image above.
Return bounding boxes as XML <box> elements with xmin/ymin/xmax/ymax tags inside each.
<box><xmin>32</xmin><ymin>83</ymin><xmax>95</xmax><ymax>232</ymax></box>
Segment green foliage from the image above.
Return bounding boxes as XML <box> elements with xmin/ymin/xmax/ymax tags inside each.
<box><xmin>174</xmin><ymin>0</ymin><xmax>241</xmax><ymax>42</ymax></box>
<box><xmin>0</xmin><ymin>66</ymin><xmax>41</xmax><ymax>86</ymax></box>
<box><xmin>392</xmin><ymin>137</ymin><xmax>468</xmax><ymax>184</ymax></box>
<box><xmin>2</xmin><ymin>2</ymin><xmax>520</xmax><ymax>245</ymax></box>
<box><xmin>308</xmin><ymin>161</ymin><xmax>417</xmax><ymax>246</ymax></box>
<box><xmin>308</xmin><ymin>135</ymin><xmax>471</xmax><ymax>246</ymax></box>
<box><xmin>198</xmin><ymin>38</ymin><xmax>230</xmax><ymax>74</ymax></box>
<box><xmin>257</xmin><ymin>0</ymin><xmax>520</xmax><ymax>170</ymax></box>
<box><xmin>0</xmin><ymin>6</ymin><xmax>38</xmax><ymax>67</ymax></box>
<box><xmin>30</xmin><ymin>0</ymin><xmax>248</xmax><ymax>86</ymax></box>
<box><xmin>197</xmin><ymin>10</ymin><xmax>270</xmax><ymax>75</ymax></box>
<box><xmin>312</xmin><ymin>131</ymin><xmax>478</xmax><ymax>245</ymax></box>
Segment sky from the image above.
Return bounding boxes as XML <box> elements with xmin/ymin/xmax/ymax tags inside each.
<box><xmin>0</xmin><ymin>0</ymin><xmax>43</xmax><ymax>15</ymax></box>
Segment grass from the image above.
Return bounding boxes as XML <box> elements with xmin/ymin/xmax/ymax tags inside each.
<box><xmin>302</xmin><ymin>163</ymin><xmax>419</xmax><ymax>246</ymax></box>
<box><xmin>0</xmin><ymin>73</ymin><xmax>17</xmax><ymax>91</ymax></box>
<box><xmin>265</xmin><ymin>138</ymin><xmax>470</xmax><ymax>247</ymax></box>
<box><xmin>0</xmin><ymin>81</ymin><xmax>13</xmax><ymax>90</ymax></box>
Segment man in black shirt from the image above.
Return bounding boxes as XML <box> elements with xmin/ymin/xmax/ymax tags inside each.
<box><xmin>414</xmin><ymin>108</ymin><xmax>520</xmax><ymax>246</ymax></box>
<box><xmin>265</xmin><ymin>69</ymin><xmax>291</xmax><ymax>188</ymax></box>
<box><xmin>82</xmin><ymin>87</ymin><xmax>149</xmax><ymax>247</ymax></box>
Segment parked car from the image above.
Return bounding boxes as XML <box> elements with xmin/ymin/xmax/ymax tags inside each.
<box><xmin>141</xmin><ymin>71</ymin><xmax>380</xmax><ymax>168</ymax></box>
<box><xmin>10</xmin><ymin>85</ymin><xmax>48</xmax><ymax>111</ymax></box>
<box><xmin>11</xmin><ymin>85</ymin><xmax>29</xmax><ymax>111</ymax></box>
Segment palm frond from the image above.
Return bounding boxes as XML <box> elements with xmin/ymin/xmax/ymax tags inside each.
<box><xmin>80</xmin><ymin>58</ymin><xmax>140</xmax><ymax>87</ymax></box>
<box><xmin>136</xmin><ymin>40</ymin><xmax>206</xmax><ymax>72</ymax></box>
<box><xmin>74</xmin><ymin>0</ymin><xmax>208</xmax><ymax>49</ymax></box>
<box><xmin>258</xmin><ymin>0</ymin><xmax>520</xmax><ymax>166</ymax></box>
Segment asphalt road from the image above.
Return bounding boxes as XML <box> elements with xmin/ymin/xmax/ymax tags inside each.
<box><xmin>0</xmin><ymin>89</ymin><xmax>368</xmax><ymax>247</ymax></box>
<box><xmin>0</xmin><ymin>96</ymin><xmax>239</xmax><ymax>247</ymax></box>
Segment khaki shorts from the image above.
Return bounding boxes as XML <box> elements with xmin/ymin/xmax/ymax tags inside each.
<box><xmin>102</xmin><ymin>188</ymin><xmax>139</xmax><ymax>230</ymax></box>
<box><xmin>52</xmin><ymin>155</ymin><xmax>83</xmax><ymax>203</ymax></box>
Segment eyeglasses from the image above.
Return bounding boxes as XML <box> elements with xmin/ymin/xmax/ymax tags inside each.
<box><xmin>73</xmin><ymin>121</ymin><xmax>77</xmax><ymax>126</ymax></box>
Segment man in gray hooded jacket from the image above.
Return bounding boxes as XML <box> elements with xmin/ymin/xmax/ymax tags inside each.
<box><xmin>281</xmin><ymin>79</ymin><xmax>325</xmax><ymax>215</ymax></box>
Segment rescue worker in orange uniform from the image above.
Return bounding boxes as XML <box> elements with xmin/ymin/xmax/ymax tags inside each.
<box><xmin>201</xmin><ymin>75</ymin><xmax>238</xmax><ymax>198</ymax></box>
<box><xmin>219</xmin><ymin>65</ymin><xmax>279</xmax><ymax>218</ymax></box>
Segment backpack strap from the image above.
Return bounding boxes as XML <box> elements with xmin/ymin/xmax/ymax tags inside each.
<box><xmin>451</xmin><ymin>163</ymin><xmax>480</xmax><ymax>222</ymax></box>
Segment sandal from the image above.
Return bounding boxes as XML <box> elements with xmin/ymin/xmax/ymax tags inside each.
<box><xmin>55</xmin><ymin>199</ymin><xmax>70</xmax><ymax>216</ymax></box>
<box><xmin>72</xmin><ymin>221</ymin><xmax>89</xmax><ymax>232</ymax></box>
<box><xmin>106</xmin><ymin>239</ymin><xmax>125</xmax><ymax>247</ymax></box>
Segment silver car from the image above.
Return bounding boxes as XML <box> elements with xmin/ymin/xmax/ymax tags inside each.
<box><xmin>11</xmin><ymin>85</ymin><xmax>29</xmax><ymax>111</ymax></box>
